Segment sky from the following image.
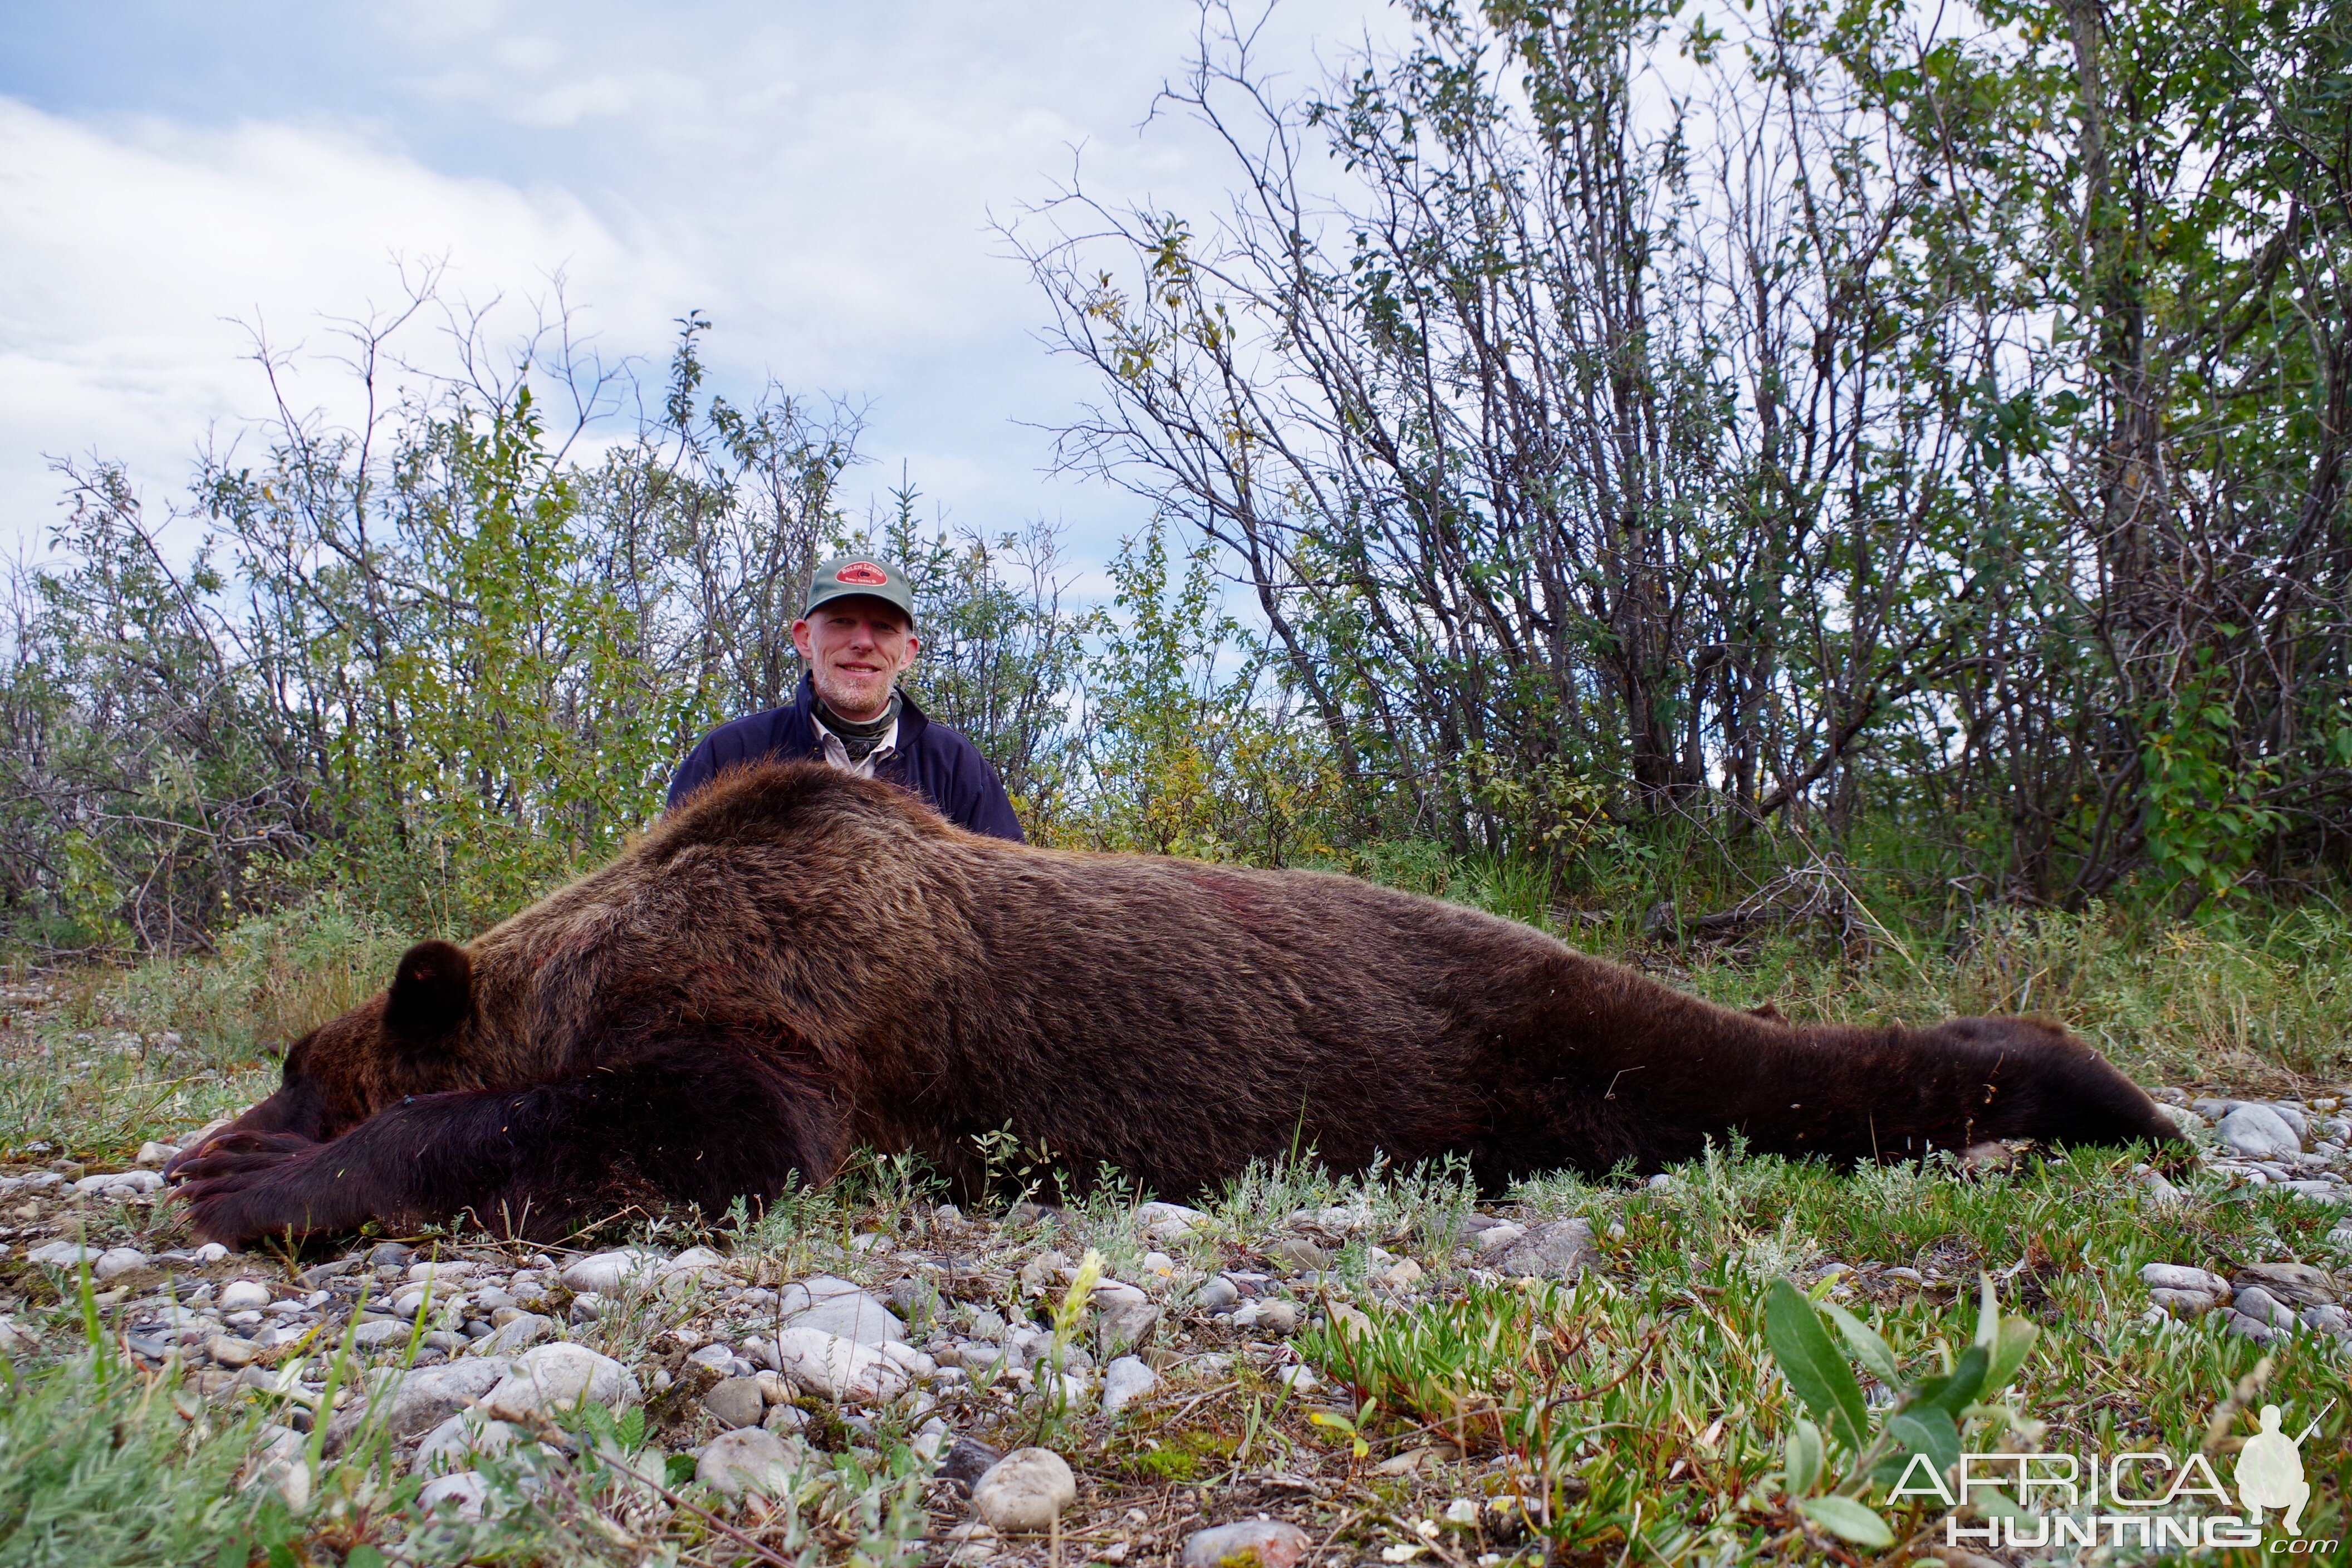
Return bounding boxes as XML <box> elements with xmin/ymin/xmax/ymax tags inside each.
<box><xmin>0</xmin><ymin>1</ymin><xmax>1403</xmax><ymax>581</ymax></box>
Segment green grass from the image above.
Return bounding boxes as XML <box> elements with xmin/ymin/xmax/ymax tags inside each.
<box><xmin>0</xmin><ymin>1331</ymin><xmax>292</xmax><ymax>1565</ymax></box>
<box><xmin>3</xmin><ymin>1123</ymin><xmax>2346</xmax><ymax>1563</ymax></box>
<box><xmin>1417</xmin><ymin>859</ymin><xmax>2352</xmax><ymax>1089</ymax></box>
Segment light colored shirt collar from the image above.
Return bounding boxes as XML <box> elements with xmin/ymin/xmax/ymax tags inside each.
<box><xmin>811</xmin><ymin>712</ymin><xmax>900</xmax><ymax>779</ymax></box>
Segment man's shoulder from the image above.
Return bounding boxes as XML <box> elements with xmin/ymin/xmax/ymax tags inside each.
<box><xmin>906</xmin><ymin>713</ymin><xmax>987</xmax><ymax>765</ymax></box>
<box><xmin>700</xmin><ymin>701</ymin><xmax>810</xmax><ymax>756</ymax></box>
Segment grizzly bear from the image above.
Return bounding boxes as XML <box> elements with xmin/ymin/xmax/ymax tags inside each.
<box><xmin>168</xmin><ymin>763</ymin><xmax>2178</xmax><ymax>1244</ymax></box>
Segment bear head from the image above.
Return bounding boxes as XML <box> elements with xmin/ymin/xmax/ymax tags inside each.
<box><xmin>169</xmin><ymin>939</ymin><xmax>481</xmax><ymax>1167</ymax></box>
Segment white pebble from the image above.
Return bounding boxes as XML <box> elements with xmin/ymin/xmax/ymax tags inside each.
<box><xmin>2140</xmin><ymin>1263</ymin><xmax>2231</xmax><ymax>1295</ymax></box>
<box><xmin>219</xmin><ymin>1280</ymin><xmax>273</xmax><ymax>1312</ymax></box>
<box><xmin>972</xmin><ymin>1447</ymin><xmax>1077</xmax><ymax>1532</ymax></box>
<box><xmin>2219</xmin><ymin>1104</ymin><xmax>2301</xmax><ymax>1160</ymax></box>
<box><xmin>697</xmin><ymin>1427</ymin><xmax>805</xmax><ymax>1497</ymax></box>
<box><xmin>1100</xmin><ymin>1355</ymin><xmax>1158</xmax><ymax>1416</ymax></box>
<box><xmin>559</xmin><ymin>1249</ymin><xmax>663</xmax><ymax>1293</ymax></box>
<box><xmin>92</xmin><ymin>1247</ymin><xmax>150</xmax><ymax>1281</ymax></box>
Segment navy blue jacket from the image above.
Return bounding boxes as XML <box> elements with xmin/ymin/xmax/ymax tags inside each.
<box><xmin>667</xmin><ymin>676</ymin><xmax>1025</xmax><ymax>841</ymax></box>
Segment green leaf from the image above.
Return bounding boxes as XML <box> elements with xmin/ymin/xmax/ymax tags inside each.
<box><xmin>1785</xmin><ymin>1417</ymin><xmax>1824</xmax><ymax>1497</ymax></box>
<box><xmin>1970</xmin><ymin>1484</ymin><xmax>2028</xmax><ymax>1521</ymax></box>
<box><xmin>345</xmin><ymin>1550</ymin><xmax>388</xmax><ymax>1568</ymax></box>
<box><xmin>576</xmin><ymin>1399</ymin><xmax>618</xmax><ymax>1448</ymax></box>
<box><xmin>1983</xmin><ymin>1316</ymin><xmax>2039</xmax><ymax>1396</ymax></box>
<box><xmin>1914</xmin><ymin>1342</ymin><xmax>1990</xmax><ymax>1417</ymax></box>
<box><xmin>1765</xmin><ymin>1278</ymin><xmax>1870</xmax><ymax>1451</ymax></box>
<box><xmin>1820</xmin><ymin>1299</ymin><xmax>1902</xmax><ymax>1385</ymax></box>
<box><xmin>1888</xmin><ymin>1406</ymin><xmax>1962</xmax><ymax>1476</ymax></box>
<box><xmin>665</xmin><ymin>1452</ymin><xmax>699</xmax><ymax>1488</ymax></box>
<box><xmin>1974</xmin><ymin>1273</ymin><xmax>1999</xmax><ymax>1351</ymax></box>
<box><xmin>1798</xmin><ymin>1495</ymin><xmax>1895</xmax><ymax>1547</ymax></box>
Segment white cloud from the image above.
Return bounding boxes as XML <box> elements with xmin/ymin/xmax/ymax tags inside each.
<box><xmin>1</xmin><ymin>1</ymin><xmax>1414</xmax><ymax>566</ymax></box>
<box><xmin>0</xmin><ymin>96</ymin><xmax>687</xmax><ymax>545</ymax></box>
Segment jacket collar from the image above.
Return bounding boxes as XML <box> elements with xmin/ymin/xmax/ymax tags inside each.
<box><xmin>791</xmin><ymin>673</ymin><xmax>932</xmax><ymax>751</ymax></box>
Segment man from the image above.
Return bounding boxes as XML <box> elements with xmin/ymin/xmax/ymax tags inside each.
<box><xmin>667</xmin><ymin>556</ymin><xmax>1025</xmax><ymax>840</ymax></box>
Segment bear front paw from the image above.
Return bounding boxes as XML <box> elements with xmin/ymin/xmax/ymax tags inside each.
<box><xmin>171</xmin><ymin>1130</ymin><xmax>331</xmax><ymax>1246</ymax></box>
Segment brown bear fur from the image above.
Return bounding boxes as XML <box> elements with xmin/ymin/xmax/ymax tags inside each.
<box><xmin>169</xmin><ymin>762</ymin><xmax>2179</xmax><ymax>1244</ymax></box>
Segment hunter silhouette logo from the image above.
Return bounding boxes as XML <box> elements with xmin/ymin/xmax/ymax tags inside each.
<box><xmin>835</xmin><ymin>561</ymin><xmax>890</xmax><ymax>586</ymax></box>
<box><xmin>2236</xmin><ymin>1403</ymin><xmax>2318</xmax><ymax>1535</ymax></box>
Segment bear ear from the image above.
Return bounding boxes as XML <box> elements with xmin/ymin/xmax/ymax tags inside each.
<box><xmin>384</xmin><ymin>940</ymin><xmax>473</xmax><ymax>1046</ymax></box>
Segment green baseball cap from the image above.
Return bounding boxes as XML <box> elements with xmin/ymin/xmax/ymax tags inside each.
<box><xmin>803</xmin><ymin>555</ymin><xmax>917</xmax><ymax>625</ymax></box>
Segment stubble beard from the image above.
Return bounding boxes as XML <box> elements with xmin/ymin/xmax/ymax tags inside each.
<box><xmin>814</xmin><ymin>663</ymin><xmax>896</xmax><ymax>722</ymax></box>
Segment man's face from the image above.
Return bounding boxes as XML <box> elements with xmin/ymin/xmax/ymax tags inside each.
<box><xmin>792</xmin><ymin>598</ymin><xmax>918</xmax><ymax>722</ymax></box>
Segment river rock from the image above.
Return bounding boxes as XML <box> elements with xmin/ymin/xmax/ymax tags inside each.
<box><xmin>24</xmin><ymin>1241</ymin><xmax>97</xmax><ymax>1269</ymax></box>
<box><xmin>771</xmin><ymin>1326</ymin><xmax>910</xmax><ymax>1403</ymax></box>
<box><xmin>1181</xmin><ymin>1521</ymin><xmax>1314</xmax><ymax>1568</ymax></box>
<box><xmin>1138</xmin><ymin>1201</ymin><xmax>1208</xmax><ymax>1241</ymax></box>
<box><xmin>2137</xmin><ymin>1168</ymin><xmax>2185</xmax><ymax>1205</ymax></box>
<box><xmin>406</xmin><ymin>1260</ymin><xmax>478</xmax><ymax>1286</ymax></box>
<box><xmin>704</xmin><ymin>1376</ymin><xmax>767</xmax><ymax>1429</ymax></box>
<box><xmin>2235</xmin><ymin>1262</ymin><xmax>2338</xmax><ymax>1307</ymax></box>
<box><xmin>485</xmin><ymin>1342</ymin><xmax>639</xmax><ymax>1420</ymax></box>
<box><xmin>77</xmin><ymin>1170</ymin><xmax>164</xmax><ymax>1196</ymax></box>
<box><xmin>937</xmin><ymin>1434</ymin><xmax>1001</xmax><ymax>1495</ymax></box>
<box><xmin>2141</xmin><ymin>1263</ymin><xmax>2230</xmax><ymax>1295</ymax></box>
<box><xmin>2282</xmin><ymin>1181</ymin><xmax>2350</xmax><ymax>1203</ymax></box>
<box><xmin>217</xmin><ymin>1279</ymin><xmax>273</xmax><ymax>1312</ymax></box>
<box><xmin>366</xmin><ymin>1356</ymin><xmax>514</xmax><ymax>1439</ymax></box>
<box><xmin>697</xmin><ymin>1427</ymin><xmax>806</xmax><ymax>1497</ymax></box>
<box><xmin>559</xmin><ymin>1249</ymin><xmax>663</xmax><ymax>1293</ymax></box>
<box><xmin>249</xmin><ymin>1424</ymin><xmax>309</xmax><ymax>1507</ymax></box>
<box><xmin>2219</xmin><ymin>1104</ymin><xmax>2301</xmax><ymax>1159</ymax></box>
<box><xmin>1101</xmin><ymin>1355</ymin><xmax>1158</xmax><ymax>1417</ymax></box>
<box><xmin>972</xmin><ymin>1447</ymin><xmax>1076</xmax><ymax>1532</ymax></box>
<box><xmin>479</xmin><ymin>1313</ymin><xmax>555</xmax><ymax>1355</ymax></box>
<box><xmin>1268</xmin><ymin>1237</ymin><xmax>1327</xmax><ymax>1271</ymax></box>
<box><xmin>1094</xmin><ymin>1282</ymin><xmax>1159</xmax><ymax>1355</ymax></box>
<box><xmin>658</xmin><ymin>1246</ymin><xmax>732</xmax><ymax>1294</ymax></box>
<box><xmin>2226</xmin><ymin>1310</ymin><xmax>2283</xmax><ymax>1344</ymax></box>
<box><xmin>778</xmin><ymin>1276</ymin><xmax>906</xmax><ymax>1344</ymax></box>
<box><xmin>1231</xmin><ymin>1299</ymin><xmax>1299</xmax><ymax>1335</ymax></box>
<box><xmin>1474</xmin><ymin>1221</ymin><xmax>1528</xmax><ymax>1253</ymax></box>
<box><xmin>2230</xmin><ymin>1285</ymin><xmax>2300</xmax><ymax>1331</ymax></box>
<box><xmin>2302</xmin><ymin>1303</ymin><xmax>2352</xmax><ymax>1335</ymax></box>
<box><xmin>1494</xmin><ymin>1217</ymin><xmax>1596</xmax><ymax>1280</ymax></box>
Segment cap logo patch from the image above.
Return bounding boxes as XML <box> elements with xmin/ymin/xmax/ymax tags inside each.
<box><xmin>835</xmin><ymin>561</ymin><xmax>890</xmax><ymax>586</ymax></box>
